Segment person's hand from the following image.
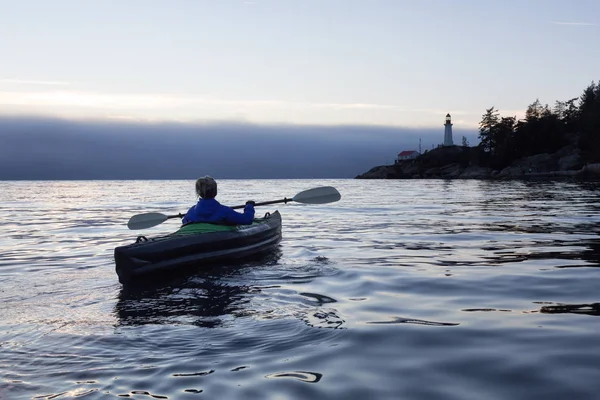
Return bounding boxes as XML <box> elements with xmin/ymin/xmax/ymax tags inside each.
<box><xmin>245</xmin><ymin>200</ymin><xmax>256</xmax><ymax>207</ymax></box>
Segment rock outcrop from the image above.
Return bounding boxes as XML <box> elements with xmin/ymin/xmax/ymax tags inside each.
<box><xmin>356</xmin><ymin>145</ymin><xmax>599</xmax><ymax>180</ymax></box>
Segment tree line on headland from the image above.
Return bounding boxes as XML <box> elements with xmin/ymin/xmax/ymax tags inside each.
<box><xmin>478</xmin><ymin>81</ymin><xmax>600</xmax><ymax>168</ymax></box>
<box><xmin>357</xmin><ymin>81</ymin><xmax>600</xmax><ymax>179</ymax></box>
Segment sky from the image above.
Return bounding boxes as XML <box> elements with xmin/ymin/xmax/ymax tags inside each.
<box><xmin>0</xmin><ymin>0</ymin><xmax>598</xmax><ymax>178</ymax></box>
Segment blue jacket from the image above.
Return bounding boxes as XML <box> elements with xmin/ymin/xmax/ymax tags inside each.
<box><xmin>181</xmin><ymin>198</ymin><xmax>255</xmax><ymax>225</ymax></box>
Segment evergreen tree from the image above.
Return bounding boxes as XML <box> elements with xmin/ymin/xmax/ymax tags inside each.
<box><xmin>525</xmin><ymin>99</ymin><xmax>544</xmax><ymax>121</ymax></box>
<box><xmin>478</xmin><ymin>107</ymin><xmax>500</xmax><ymax>153</ymax></box>
<box><xmin>578</xmin><ymin>81</ymin><xmax>600</xmax><ymax>162</ymax></box>
<box><xmin>563</xmin><ymin>97</ymin><xmax>580</xmax><ymax>134</ymax></box>
<box><xmin>541</xmin><ymin>103</ymin><xmax>552</xmax><ymax>118</ymax></box>
<box><xmin>494</xmin><ymin>116</ymin><xmax>517</xmax><ymax>165</ymax></box>
<box><xmin>553</xmin><ymin>100</ymin><xmax>566</xmax><ymax>120</ymax></box>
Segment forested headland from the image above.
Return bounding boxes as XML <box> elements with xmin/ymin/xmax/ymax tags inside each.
<box><xmin>357</xmin><ymin>81</ymin><xmax>600</xmax><ymax>179</ymax></box>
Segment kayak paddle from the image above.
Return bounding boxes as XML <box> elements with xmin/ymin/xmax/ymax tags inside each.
<box><xmin>126</xmin><ymin>186</ymin><xmax>341</xmax><ymax>230</ymax></box>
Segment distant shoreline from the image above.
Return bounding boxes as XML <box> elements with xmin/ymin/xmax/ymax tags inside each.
<box><xmin>355</xmin><ymin>145</ymin><xmax>600</xmax><ymax>180</ymax></box>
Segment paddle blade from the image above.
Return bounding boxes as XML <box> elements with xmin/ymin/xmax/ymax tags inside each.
<box><xmin>292</xmin><ymin>186</ymin><xmax>341</xmax><ymax>204</ymax></box>
<box><xmin>127</xmin><ymin>212</ymin><xmax>169</xmax><ymax>230</ymax></box>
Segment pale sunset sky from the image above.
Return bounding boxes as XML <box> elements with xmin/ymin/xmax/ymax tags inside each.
<box><xmin>1</xmin><ymin>0</ymin><xmax>598</xmax><ymax>129</ymax></box>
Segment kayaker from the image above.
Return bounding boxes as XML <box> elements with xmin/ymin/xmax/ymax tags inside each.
<box><xmin>181</xmin><ymin>176</ymin><xmax>255</xmax><ymax>225</ymax></box>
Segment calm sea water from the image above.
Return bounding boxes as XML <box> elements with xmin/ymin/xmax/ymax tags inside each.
<box><xmin>1</xmin><ymin>179</ymin><xmax>600</xmax><ymax>400</ymax></box>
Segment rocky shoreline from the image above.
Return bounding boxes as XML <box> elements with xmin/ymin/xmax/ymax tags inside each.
<box><xmin>356</xmin><ymin>145</ymin><xmax>600</xmax><ymax>180</ymax></box>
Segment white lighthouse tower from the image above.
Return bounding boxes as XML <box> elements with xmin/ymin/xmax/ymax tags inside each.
<box><xmin>443</xmin><ymin>113</ymin><xmax>454</xmax><ymax>146</ymax></box>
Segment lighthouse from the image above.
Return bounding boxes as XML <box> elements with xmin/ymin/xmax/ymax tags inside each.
<box><xmin>443</xmin><ymin>113</ymin><xmax>454</xmax><ymax>146</ymax></box>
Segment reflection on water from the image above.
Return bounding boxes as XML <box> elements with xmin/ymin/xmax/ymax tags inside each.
<box><xmin>114</xmin><ymin>250</ymin><xmax>347</xmax><ymax>331</ymax></box>
<box><xmin>540</xmin><ymin>303</ymin><xmax>600</xmax><ymax>316</ymax></box>
<box><xmin>116</xmin><ymin>278</ymin><xmax>255</xmax><ymax>328</ymax></box>
<box><xmin>115</xmin><ymin>252</ymin><xmax>283</xmax><ymax>328</ymax></box>
<box><xmin>477</xmin><ymin>237</ymin><xmax>600</xmax><ymax>269</ymax></box>
<box><xmin>265</xmin><ymin>371</ymin><xmax>323</xmax><ymax>383</ymax></box>
<box><xmin>367</xmin><ymin>317</ymin><xmax>459</xmax><ymax>326</ymax></box>
<box><xmin>581</xmin><ymin>239</ymin><xmax>600</xmax><ymax>266</ymax></box>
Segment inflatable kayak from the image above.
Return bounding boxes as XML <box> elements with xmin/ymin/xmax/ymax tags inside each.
<box><xmin>114</xmin><ymin>211</ymin><xmax>282</xmax><ymax>284</ymax></box>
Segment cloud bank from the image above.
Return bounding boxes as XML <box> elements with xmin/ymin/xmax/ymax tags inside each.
<box><xmin>0</xmin><ymin>116</ymin><xmax>478</xmax><ymax>179</ymax></box>
<box><xmin>550</xmin><ymin>21</ymin><xmax>598</xmax><ymax>26</ymax></box>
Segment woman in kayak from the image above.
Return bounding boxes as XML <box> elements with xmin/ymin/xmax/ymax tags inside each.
<box><xmin>181</xmin><ymin>176</ymin><xmax>255</xmax><ymax>225</ymax></box>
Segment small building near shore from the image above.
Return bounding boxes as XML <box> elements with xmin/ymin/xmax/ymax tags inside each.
<box><xmin>396</xmin><ymin>150</ymin><xmax>420</xmax><ymax>163</ymax></box>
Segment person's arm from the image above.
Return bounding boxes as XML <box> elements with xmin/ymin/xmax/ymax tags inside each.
<box><xmin>223</xmin><ymin>201</ymin><xmax>255</xmax><ymax>225</ymax></box>
<box><xmin>181</xmin><ymin>205</ymin><xmax>195</xmax><ymax>225</ymax></box>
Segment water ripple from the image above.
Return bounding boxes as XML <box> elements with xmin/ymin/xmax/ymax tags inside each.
<box><xmin>2</xmin><ymin>179</ymin><xmax>600</xmax><ymax>399</ymax></box>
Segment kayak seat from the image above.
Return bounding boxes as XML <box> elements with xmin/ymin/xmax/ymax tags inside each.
<box><xmin>173</xmin><ymin>212</ymin><xmax>273</xmax><ymax>236</ymax></box>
